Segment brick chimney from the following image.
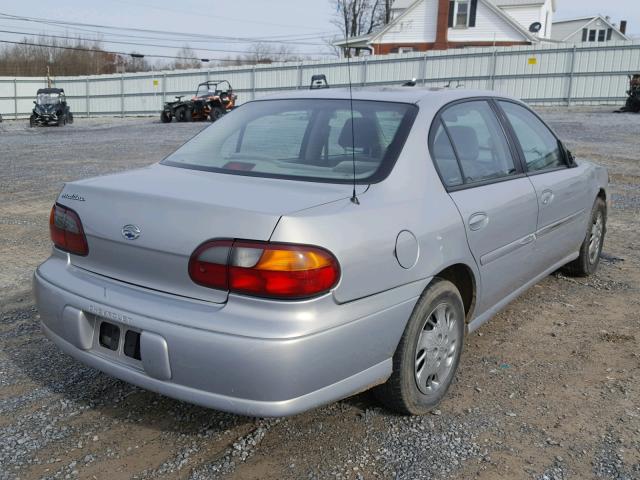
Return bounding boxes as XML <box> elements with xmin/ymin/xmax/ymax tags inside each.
<box><xmin>620</xmin><ymin>20</ymin><xmax>627</xmax><ymax>35</ymax></box>
<box><xmin>434</xmin><ymin>0</ymin><xmax>451</xmax><ymax>49</ymax></box>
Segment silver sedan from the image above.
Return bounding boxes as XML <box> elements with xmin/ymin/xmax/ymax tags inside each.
<box><xmin>34</xmin><ymin>88</ymin><xmax>608</xmax><ymax>416</ymax></box>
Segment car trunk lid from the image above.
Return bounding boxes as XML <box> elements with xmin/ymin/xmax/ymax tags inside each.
<box><xmin>59</xmin><ymin>164</ymin><xmax>357</xmax><ymax>303</ymax></box>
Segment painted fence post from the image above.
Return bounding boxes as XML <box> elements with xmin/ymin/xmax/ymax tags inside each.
<box><xmin>13</xmin><ymin>78</ymin><xmax>17</xmax><ymax>120</ymax></box>
<box><xmin>120</xmin><ymin>74</ymin><xmax>125</xmax><ymax>118</ymax></box>
<box><xmin>490</xmin><ymin>49</ymin><xmax>498</xmax><ymax>90</ymax></box>
<box><xmin>251</xmin><ymin>66</ymin><xmax>256</xmax><ymax>101</ymax></box>
<box><xmin>361</xmin><ymin>57</ymin><xmax>368</xmax><ymax>86</ymax></box>
<box><xmin>567</xmin><ymin>45</ymin><xmax>578</xmax><ymax>106</ymax></box>
<box><xmin>86</xmin><ymin>78</ymin><xmax>90</xmax><ymax>118</ymax></box>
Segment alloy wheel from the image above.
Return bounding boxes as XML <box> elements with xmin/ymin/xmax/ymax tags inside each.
<box><xmin>414</xmin><ymin>303</ymin><xmax>461</xmax><ymax>395</ymax></box>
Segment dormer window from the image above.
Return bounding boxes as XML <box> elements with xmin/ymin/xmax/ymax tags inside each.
<box><xmin>448</xmin><ymin>0</ymin><xmax>478</xmax><ymax>29</ymax></box>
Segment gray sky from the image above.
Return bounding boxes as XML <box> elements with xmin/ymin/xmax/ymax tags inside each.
<box><xmin>0</xmin><ymin>0</ymin><xmax>637</xmax><ymax>63</ymax></box>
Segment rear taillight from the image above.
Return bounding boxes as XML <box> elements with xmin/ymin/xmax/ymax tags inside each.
<box><xmin>49</xmin><ymin>203</ymin><xmax>89</xmax><ymax>256</ymax></box>
<box><xmin>189</xmin><ymin>240</ymin><xmax>340</xmax><ymax>299</ymax></box>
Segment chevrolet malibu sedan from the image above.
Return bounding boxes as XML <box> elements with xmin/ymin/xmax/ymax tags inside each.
<box><xmin>34</xmin><ymin>88</ymin><xmax>608</xmax><ymax>416</ymax></box>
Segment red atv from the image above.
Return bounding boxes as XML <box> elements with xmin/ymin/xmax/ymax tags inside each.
<box><xmin>161</xmin><ymin>80</ymin><xmax>236</xmax><ymax>123</ymax></box>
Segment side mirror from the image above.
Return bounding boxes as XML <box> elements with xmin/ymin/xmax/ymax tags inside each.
<box><xmin>566</xmin><ymin>149</ymin><xmax>577</xmax><ymax>167</ymax></box>
<box><xmin>33</xmin><ymin>101</ymin><xmax>36</xmax><ymax>104</ymax></box>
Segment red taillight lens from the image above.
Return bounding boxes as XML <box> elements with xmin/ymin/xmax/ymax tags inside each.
<box><xmin>188</xmin><ymin>240</ymin><xmax>340</xmax><ymax>300</ymax></box>
<box><xmin>49</xmin><ymin>203</ymin><xmax>89</xmax><ymax>256</ymax></box>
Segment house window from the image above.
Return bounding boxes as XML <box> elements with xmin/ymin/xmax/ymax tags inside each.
<box><xmin>451</xmin><ymin>0</ymin><xmax>470</xmax><ymax>28</ymax></box>
<box><xmin>586</xmin><ymin>29</ymin><xmax>608</xmax><ymax>42</ymax></box>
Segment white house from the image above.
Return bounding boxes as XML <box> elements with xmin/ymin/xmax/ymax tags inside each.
<box><xmin>335</xmin><ymin>0</ymin><xmax>556</xmax><ymax>54</ymax></box>
<box><xmin>551</xmin><ymin>16</ymin><xmax>629</xmax><ymax>44</ymax></box>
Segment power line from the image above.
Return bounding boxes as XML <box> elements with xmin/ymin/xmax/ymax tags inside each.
<box><xmin>0</xmin><ymin>11</ymin><xmax>335</xmax><ymax>47</ymax></box>
<box><xmin>0</xmin><ymin>19</ymin><xmax>336</xmax><ymax>45</ymax></box>
<box><xmin>0</xmin><ymin>29</ymin><xmax>332</xmax><ymax>56</ymax></box>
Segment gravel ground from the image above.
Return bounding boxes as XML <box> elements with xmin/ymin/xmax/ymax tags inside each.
<box><xmin>1</xmin><ymin>108</ymin><xmax>639</xmax><ymax>480</ymax></box>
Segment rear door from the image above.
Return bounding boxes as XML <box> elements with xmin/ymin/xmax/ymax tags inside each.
<box><xmin>431</xmin><ymin>100</ymin><xmax>539</xmax><ymax>314</ymax></box>
<box><xmin>496</xmin><ymin>101</ymin><xmax>589</xmax><ymax>271</ymax></box>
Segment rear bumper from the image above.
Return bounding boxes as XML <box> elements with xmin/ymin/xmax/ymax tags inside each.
<box><xmin>34</xmin><ymin>256</ymin><xmax>426</xmax><ymax>417</ymax></box>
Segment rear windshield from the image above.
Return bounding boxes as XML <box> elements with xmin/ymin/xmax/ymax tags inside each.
<box><xmin>162</xmin><ymin>99</ymin><xmax>417</xmax><ymax>184</ymax></box>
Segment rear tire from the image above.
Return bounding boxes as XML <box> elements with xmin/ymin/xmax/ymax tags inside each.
<box><xmin>209</xmin><ymin>106</ymin><xmax>225</xmax><ymax>122</ymax></box>
<box><xmin>374</xmin><ymin>278</ymin><xmax>465</xmax><ymax>415</ymax></box>
<box><xmin>563</xmin><ymin>197</ymin><xmax>606</xmax><ymax>277</ymax></box>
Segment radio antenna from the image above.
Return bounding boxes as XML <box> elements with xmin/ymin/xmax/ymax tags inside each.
<box><xmin>345</xmin><ymin>37</ymin><xmax>360</xmax><ymax>205</ymax></box>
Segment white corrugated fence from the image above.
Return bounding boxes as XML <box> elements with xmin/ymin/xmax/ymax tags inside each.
<box><xmin>1</xmin><ymin>41</ymin><xmax>639</xmax><ymax>119</ymax></box>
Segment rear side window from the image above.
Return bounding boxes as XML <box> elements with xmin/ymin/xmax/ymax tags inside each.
<box><xmin>498</xmin><ymin>101</ymin><xmax>565</xmax><ymax>172</ymax></box>
<box><xmin>431</xmin><ymin>121</ymin><xmax>463</xmax><ymax>187</ymax></box>
<box><xmin>440</xmin><ymin>101</ymin><xmax>516</xmax><ymax>184</ymax></box>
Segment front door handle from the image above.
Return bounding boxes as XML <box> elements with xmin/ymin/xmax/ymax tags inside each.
<box><xmin>541</xmin><ymin>189</ymin><xmax>554</xmax><ymax>206</ymax></box>
<box><xmin>468</xmin><ymin>212</ymin><xmax>489</xmax><ymax>231</ymax></box>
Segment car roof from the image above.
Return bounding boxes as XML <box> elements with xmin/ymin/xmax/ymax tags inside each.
<box><xmin>256</xmin><ymin>87</ymin><xmax>519</xmax><ymax>108</ymax></box>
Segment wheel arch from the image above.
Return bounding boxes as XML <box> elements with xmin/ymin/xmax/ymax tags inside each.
<box><xmin>432</xmin><ymin>263</ymin><xmax>477</xmax><ymax>323</ymax></box>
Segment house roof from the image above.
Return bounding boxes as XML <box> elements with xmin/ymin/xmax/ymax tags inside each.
<box><xmin>484</xmin><ymin>0</ymin><xmax>556</xmax><ymax>11</ymax></box>
<box><xmin>333</xmin><ymin>33</ymin><xmax>374</xmax><ymax>49</ymax></box>
<box><xmin>490</xmin><ymin>0</ymin><xmax>545</xmax><ymax>6</ymax></box>
<box><xmin>551</xmin><ymin>15</ymin><xmax>630</xmax><ymax>41</ymax></box>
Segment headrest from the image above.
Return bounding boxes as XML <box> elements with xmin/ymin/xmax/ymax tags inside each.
<box><xmin>338</xmin><ymin>117</ymin><xmax>381</xmax><ymax>155</ymax></box>
<box><xmin>446</xmin><ymin>126</ymin><xmax>479</xmax><ymax>162</ymax></box>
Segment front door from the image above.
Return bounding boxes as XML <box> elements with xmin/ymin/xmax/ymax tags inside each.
<box><xmin>497</xmin><ymin>101</ymin><xmax>589</xmax><ymax>271</ymax></box>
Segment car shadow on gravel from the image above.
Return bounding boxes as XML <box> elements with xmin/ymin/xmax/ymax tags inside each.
<box><xmin>2</xmin><ymin>305</ymin><xmax>250</xmax><ymax>437</ymax></box>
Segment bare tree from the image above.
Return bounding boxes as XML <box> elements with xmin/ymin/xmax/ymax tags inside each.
<box><xmin>331</xmin><ymin>0</ymin><xmax>388</xmax><ymax>56</ymax></box>
<box><xmin>173</xmin><ymin>44</ymin><xmax>202</xmax><ymax>70</ymax></box>
<box><xmin>380</xmin><ymin>0</ymin><xmax>393</xmax><ymax>25</ymax></box>
<box><xmin>0</xmin><ymin>36</ymin><xmax>120</xmax><ymax>76</ymax></box>
<box><xmin>243</xmin><ymin>43</ymin><xmax>302</xmax><ymax>64</ymax></box>
<box><xmin>121</xmin><ymin>52</ymin><xmax>150</xmax><ymax>73</ymax></box>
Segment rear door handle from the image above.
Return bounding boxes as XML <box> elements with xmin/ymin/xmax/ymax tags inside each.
<box><xmin>468</xmin><ymin>212</ymin><xmax>489</xmax><ymax>231</ymax></box>
<box><xmin>541</xmin><ymin>189</ymin><xmax>554</xmax><ymax>205</ymax></box>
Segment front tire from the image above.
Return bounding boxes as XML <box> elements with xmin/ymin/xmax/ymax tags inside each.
<box><xmin>375</xmin><ymin>279</ymin><xmax>465</xmax><ymax>415</ymax></box>
<box><xmin>160</xmin><ymin>111</ymin><xmax>172</xmax><ymax>123</ymax></box>
<box><xmin>564</xmin><ymin>197</ymin><xmax>606</xmax><ymax>277</ymax></box>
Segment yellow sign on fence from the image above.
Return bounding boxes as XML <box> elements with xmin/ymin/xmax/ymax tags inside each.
<box><xmin>153</xmin><ymin>79</ymin><xmax>159</xmax><ymax>88</ymax></box>
<box><xmin>528</xmin><ymin>57</ymin><xmax>538</xmax><ymax>65</ymax></box>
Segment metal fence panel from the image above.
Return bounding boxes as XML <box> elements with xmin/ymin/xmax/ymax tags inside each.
<box><xmin>1</xmin><ymin>41</ymin><xmax>639</xmax><ymax>119</ymax></box>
